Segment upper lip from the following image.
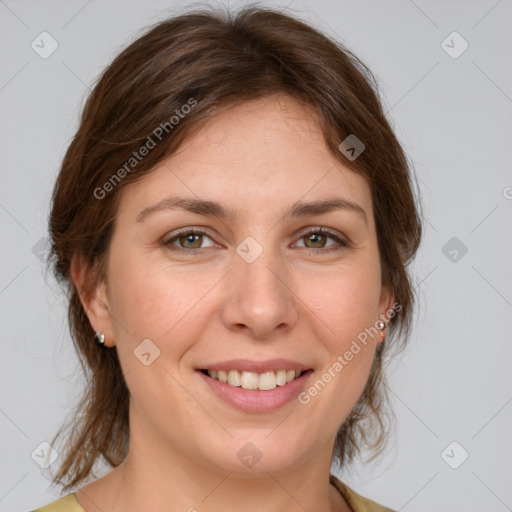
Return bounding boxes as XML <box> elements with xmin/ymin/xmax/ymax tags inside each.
<box><xmin>197</xmin><ymin>359</ymin><xmax>312</xmax><ymax>373</ymax></box>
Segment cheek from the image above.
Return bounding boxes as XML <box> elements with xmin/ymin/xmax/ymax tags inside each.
<box><xmin>297</xmin><ymin>271</ymin><xmax>380</xmax><ymax>420</ymax></box>
<box><xmin>294</xmin><ymin>255</ymin><xmax>382</xmax><ymax>409</ymax></box>
<box><xmin>105</xmin><ymin>251</ymin><xmax>212</xmax><ymax>410</ymax></box>
<box><xmin>298</xmin><ymin>257</ymin><xmax>382</xmax><ymax>343</ymax></box>
<box><xmin>106</xmin><ymin>247</ymin><xmax>220</xmax><ymax>353</ymax></box>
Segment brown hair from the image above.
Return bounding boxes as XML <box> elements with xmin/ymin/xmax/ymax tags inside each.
<box><xmin>48</xmin><ymin>4</ymin><xmax>422</xmax><ymax>492</ymax></box>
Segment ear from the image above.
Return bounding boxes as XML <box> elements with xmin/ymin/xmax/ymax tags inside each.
<box><xmin>377</xmin><ymin>284</ymin><xmax>395</xmax><ymax>343</ymax></box>
<box><xmin>70</xmin><ymin>254</ymin><xmax>115</xmax><ymax>347</ymax></box>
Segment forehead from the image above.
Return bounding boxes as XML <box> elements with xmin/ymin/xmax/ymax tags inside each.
<box><xmin>117</xmin><ymin>95</ymin><xmax>373</xmax><ymax>225</ymax></box>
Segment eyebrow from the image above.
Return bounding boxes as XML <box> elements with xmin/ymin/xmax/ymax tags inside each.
<box><xmin>135</xmin><ymin>195</ymin><xmax>368</xmax><ymax>226</ymax></box>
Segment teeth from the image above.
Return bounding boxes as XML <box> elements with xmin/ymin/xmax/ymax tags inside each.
<box><xmin>276</xmin><ymin>370</ymin><xmax>287</xmax><ymax>386</ymax></box>
<box><xmin>241</xmin><ymin>371</ymin><xmax>259</xmax><ymax>390</ymax></box>
<box><xmin>258</xmin><ymin>372</ymin><xmax>276</xmax><ymax>390</ymax></box>
<box><xmin>206</xmin><ymin>369</ymin><xmax>304</xmax><ymax>391</ymax></box>
<box><xmin>228</xmin><ymin>370</ymin><xmax>241</xmax><ymax>387</ymax></box>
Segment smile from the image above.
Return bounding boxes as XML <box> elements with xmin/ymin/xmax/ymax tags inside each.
<box><xmin>200</xmin><ymin>369</ymin><xmax>304</xmax><ymax>391</ymax></box>
<box><xmin>197</xmin><ymin>366</ymin><xmax>314</xmax><ymax>413</ymax></box>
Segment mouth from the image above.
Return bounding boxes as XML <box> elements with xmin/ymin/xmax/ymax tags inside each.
<box><xmin>198</xmin><ymin>368</ymin><xmax>310</xmax><ymax>391</ymax></box>
<box><xmin>196</xmin><ymin>364</ymin><xmax>314</xmax><ymax>413</ymax></box>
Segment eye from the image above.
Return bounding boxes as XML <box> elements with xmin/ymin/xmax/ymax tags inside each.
<box><xmin>162</xmin><ymin>226</ymin><xmax>349</xmax><ymax>256</ymax></box>
<box><xmin>294</xmin><ymin>227</ymin><xmax>349</xmax><ymax>253</ymax></box>
<box><xmin>163</xmin><ymin>228</ymin><xmax>217</xmax><ymax>254</ymax></box>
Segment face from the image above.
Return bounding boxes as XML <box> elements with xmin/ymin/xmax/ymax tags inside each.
<box><xmin>79</xmin><ymin>94</ymin><xmax>393</xmax><ymax>476</ymax></box>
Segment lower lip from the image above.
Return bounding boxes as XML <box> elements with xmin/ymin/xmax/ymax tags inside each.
<box><xmin>197</xmin><ymin>370</ymin><xmax>313</xmax><ymax>413</ymax></box>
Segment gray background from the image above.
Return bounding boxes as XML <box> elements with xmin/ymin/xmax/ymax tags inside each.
<box><xmin>1</xmin><ymin>0</ymin><xmax>511</xmax><ymax>511</ymax></box>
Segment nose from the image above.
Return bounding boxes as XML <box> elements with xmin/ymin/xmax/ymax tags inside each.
<box><xmin>220</xmin><ymin>247</ymin><xmax>298</xmax><ymax>340</ymax></box>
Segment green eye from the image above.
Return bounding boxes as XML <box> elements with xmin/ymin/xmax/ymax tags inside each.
<box><xmin>163</xmin><ymin>227</ymin><xmax>348</xmax><ymax>256</ymax></box>
<box><xmin>296</xmin><ymin>228</ymin><xmax>349</xmax><ymax>252</ymax></box>
<box><xmin>164</xmin><ymin>229</ymin><xmax>214</xmax><ymax>253</ymax></box>
<box><xmin>176</xmin><ymin>233</ymin><xmax>204</xmax><ymax>249</ymax></box>
<box><xmin>303</xmin><ymin>232</ymin><xmax>329</xmax><ymax>248</ymax></box>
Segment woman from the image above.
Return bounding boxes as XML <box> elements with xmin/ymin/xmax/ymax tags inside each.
<box><xmin>33</xmin><ymin>5</ymin><xmax>422</xmax><ymax>511</ymax></box>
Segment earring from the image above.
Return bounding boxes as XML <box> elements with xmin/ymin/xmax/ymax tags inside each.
<box><xmin>94</xmin><ymin>332</ymin><xmax>105</xmax><ymax>345</ymax></box>
<box><xmin>377</xmin><ymin>321</ymin><xmax>386</xmax><ymax>339</ymax></box>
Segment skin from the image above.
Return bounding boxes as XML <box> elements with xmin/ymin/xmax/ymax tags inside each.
<box><xmin>73</xmin><ymin>94</ymin><xmax>393</xmax><ymax>512</ymax></box>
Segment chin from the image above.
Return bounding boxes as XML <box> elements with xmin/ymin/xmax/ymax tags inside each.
<box><xmin>207</xmin><ymin>431</ymin><xmax>309</xmax><ymax>475</ymax></box>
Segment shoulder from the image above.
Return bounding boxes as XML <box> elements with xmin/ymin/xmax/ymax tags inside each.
<box><xmin>330</xmin><ymin>474</ymin><xmax>396</xmax><ymax>512</ymax></box>
<box><xmin>30</xmin><ymin>493</ymin><xmax>85</xmax><ymax>512</ymax></box>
